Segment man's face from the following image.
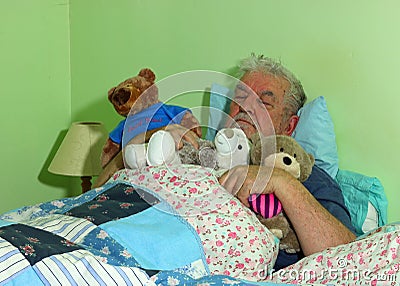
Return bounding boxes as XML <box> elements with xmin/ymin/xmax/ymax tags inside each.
<box><xmin>228</xmin><ymin>71</ymin><xmax>291</xmax><ymax>138</ymax></box>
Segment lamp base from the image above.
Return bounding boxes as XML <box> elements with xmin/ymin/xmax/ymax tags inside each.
<box><xmin>81</xmin><ymin>176</ymin><xmax>92</xmax><ymax>193</ymax></box>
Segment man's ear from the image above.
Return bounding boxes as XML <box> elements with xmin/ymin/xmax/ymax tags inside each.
<box><xmin>284</xmin><ymin>115</ymin><xmax>299</xmax><ymax>136</ymax></box>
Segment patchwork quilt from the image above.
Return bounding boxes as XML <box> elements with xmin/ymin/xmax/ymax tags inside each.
<box><xmin>0</xmin><ymin>165</ymin><xmax>279</xmax><ymax>285</ymax></box>
<box><xmin>0</xmin><ymin>183</ymin><xmax>161</xmax><ymax>285</ymax></box>
<box><xmin>0</xmin><ymin>165</ymin><xmax>399</xmax><ymax>286</ymax></box>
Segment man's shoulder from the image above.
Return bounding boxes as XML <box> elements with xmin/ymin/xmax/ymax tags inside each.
<box><xmin>303</xmin><ymin>165</ymin><xmax>340</xmax><ymax>194</ymax></box>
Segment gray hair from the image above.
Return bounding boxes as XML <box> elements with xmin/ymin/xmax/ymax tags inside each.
<box><xmin>238</xmin><ymin>53</ymin><xmax>307</xmax><ymax>116</ymax></box>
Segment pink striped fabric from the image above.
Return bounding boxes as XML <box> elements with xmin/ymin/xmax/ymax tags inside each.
<box><xmin>248</xmin><ymin>193</ymin><xmax>282</xmax><ymax>218</ymax></box>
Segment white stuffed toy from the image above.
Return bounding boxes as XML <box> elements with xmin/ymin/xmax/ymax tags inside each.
<box><xmin>124</xmin><ymin>128</ymin><xmax>250</xmax><ymax>171</ymax></box>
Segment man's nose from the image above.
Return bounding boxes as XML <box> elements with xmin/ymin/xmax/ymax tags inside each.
<box><xmin>240</xmin><ymin>94</ymin><xmax>258</xmax><ymax>114</ymax></box>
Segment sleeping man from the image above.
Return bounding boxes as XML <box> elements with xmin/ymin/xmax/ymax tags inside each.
<box><xmin>163</xmin><ymin>54</ymin><xmax>356</xmax><ymax>270</ymax></box>
<box><xmin>95</xmin><ymin>53</ymin><xmax>356</xmax><ymax>270</ymax></box>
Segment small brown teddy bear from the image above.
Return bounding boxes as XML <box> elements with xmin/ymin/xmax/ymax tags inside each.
<box><xmin>249</xmin><ymin>134</ymin><xmax>315</xmax><ymax>253</ymax></box>
<box><xmin>100</xmin><ymin>68</ymin><xmax>201</xmax><ymax>169</ymax></box>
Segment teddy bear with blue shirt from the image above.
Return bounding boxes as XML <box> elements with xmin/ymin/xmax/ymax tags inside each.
<box><xmin>100</xmin><ymin>68</ymin><xmax>201</xmax><ymax>168</ymax></box>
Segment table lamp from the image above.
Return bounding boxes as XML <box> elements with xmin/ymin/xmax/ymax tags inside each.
<box><xmin>48</xmin><ymin>121</ymin><xmax>108</xmax><ymax>193</ymax></box>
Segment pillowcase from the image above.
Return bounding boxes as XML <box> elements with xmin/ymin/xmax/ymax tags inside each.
<box><xmin>335</xmin><ymin>169</ymin><xmax>388</xmax><ymax>236</ymax></box>
<box><xmin>206</xmin><ymin>83</ymin><xmax>339</xmax><ymax>179</ymax></box>
<box><xmin>205</xmin><ymin>83</ymin><xmax>232</xmax><ymax>141</ymax></box>
<box><xmin>291</xmin><ymin>96</ymin><xmax>339</xmax><ymax>179</ymax></box>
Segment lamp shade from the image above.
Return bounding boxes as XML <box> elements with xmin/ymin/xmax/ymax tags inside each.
<box><xmin>48</xmin><ymin>122</ymin><xmax>108</xmax><ymax>177</ymax></box>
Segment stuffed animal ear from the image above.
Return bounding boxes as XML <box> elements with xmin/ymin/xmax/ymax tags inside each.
<box><xmin>250</xmin><ymin>133</ymin><xmax>262</xmax><ymax>165</ymax></box>
<box><xmin>308</xmin><ymin>153</ymin><xmax>315</xmax><ymax>166</ymax></box>
<box><xmin>138</xmin><ymin>68</ymin><xmax>156</xmax><ymax>83</ymax></box>
<box><xmin>250</xmin><ymin>133</ymin><xmax>277</xmax><ymax>166</ymax></box>
<box><xmin>299</xmin><ymin>152</ymin><xmax>315</xmax><ymax>182</ymax></box>
<box><xmin>250</xmin><ymin>132</ymin><xmax>260</xmax><ymax>145</ymax></box>
<box><xmin>107</xmin><ymin>87</ymin><xmax>116</xmax><ymax>100</ymax></box>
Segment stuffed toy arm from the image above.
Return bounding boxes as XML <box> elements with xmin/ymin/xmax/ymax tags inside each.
<box><xmin>124</xmin><ymin>130</ymin><xmax>181</xmax><ymax>169</ymax></box>
<box><xmin>124</xmin><ymin>144</ymin><xmax>147</xmax><ymax>169</ymax></box>
<box><xmin>146</xmin><ymin>130</ymin><xmax>181</xmax><ymax>166</ymax></box>
<box><xmin>180</xmin><ymin>111</ymin><xmax>202</xmax><ymax>138</ymax></box>
<box><xmin>101</xmin><ymin>138</ymin><xmax>121</xmax><ymax>168</ymax></box>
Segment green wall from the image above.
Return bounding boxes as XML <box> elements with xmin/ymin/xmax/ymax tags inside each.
<box><xmin>0</xmin><ymin>0</ymin><xmax>80</xmax><ymax>213</ymax></box>
<box><xmin>1</xmin><ymin>0</ymin><xmax>399</xmax><ymax>223</ymax></box>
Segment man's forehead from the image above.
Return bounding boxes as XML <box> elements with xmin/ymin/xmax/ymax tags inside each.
<box><xmin>236</xmin><ymin>72</ymin><xmax>288</xmax><ymax>97</ymax></box>
<box><xmin>241</xmin><ymin>71</ymin><xmax>289</xmax><ymax>87</ymax></box>
<box><xmin>234</xmin><ymin>82</ymin><xmax>276</xmax><ymax>98</ymax></box>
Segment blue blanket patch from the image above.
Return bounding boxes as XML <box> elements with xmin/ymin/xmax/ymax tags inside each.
<box><xmin>0</xmin><ymin>219</ymin><xmax>14</xmax><ymax>228</ymax></box>
<box><xmin>154</xmin><ymin>271</ymin><xmax>294</xmax><ymax>286</ymax></box>
<box><xmin>2</xmin><ymin>267</ymin><xmax>41</xmax><ymax>286</ymax></box>
<box><xmin>101</xmin><ymin>201</ymin><xmax>208</xmax><ymax>272</ymax></box>
<box><xmin>79</xmin><ymin>227</ymin><xmax>144</xmax><ymax>268</ymax></box>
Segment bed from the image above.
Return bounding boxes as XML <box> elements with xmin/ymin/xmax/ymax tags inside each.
<box><xmin>0</xmin><ymin>90</ymin><xmax>398</xmax><ymax>285</ymax></box>
<box><xmin>0</xmin><ymin>165</ymin><xmax>398</xmax><ymax>285</ymax></box>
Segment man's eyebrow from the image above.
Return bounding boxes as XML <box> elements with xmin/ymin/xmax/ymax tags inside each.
<box><xmin>236</xmin><ymin>84</ymin><xmax>248</xmax><ymax>91</ymax></box>
<box><xmin>260</xmin><ymin>90</ymin><xmax>274</xmax><ymax>97</ymax></box>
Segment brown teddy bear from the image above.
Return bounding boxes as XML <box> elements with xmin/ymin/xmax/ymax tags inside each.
<box><xmin>249</xmin><ymin>134</ymin><xmax>315</xmax><ymax>253</ymax></box>
<box><xmin>100</xmin><ymin>68</ymin><xmax>201</xmax><ymax>169</ymax></box>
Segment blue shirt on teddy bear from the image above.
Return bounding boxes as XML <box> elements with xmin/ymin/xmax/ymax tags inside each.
<box><xmin>109</xmin><ymin>102</ymin><xmax>189</xmax><ymax>147</ymax></box>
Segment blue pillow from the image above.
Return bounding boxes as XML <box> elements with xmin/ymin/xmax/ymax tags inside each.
<box><xmin>335</xmin><ymin>169</ymin><xmax>388</xmax><ymax>236</ymax></box>
<box><xmin>205</xmin><ymin>83</ymin><xmax>232</xmax><ymax>141</ymax></box>
<box><xmin>292</xmin><ymin>96</ymin><xmax>339</xmax><ymax>179</ymax></box>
